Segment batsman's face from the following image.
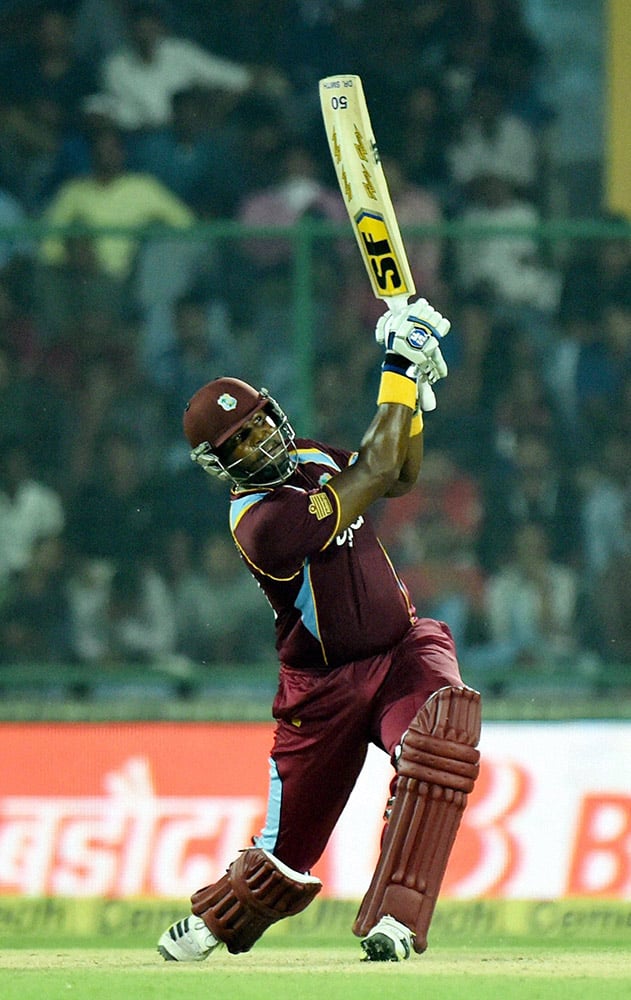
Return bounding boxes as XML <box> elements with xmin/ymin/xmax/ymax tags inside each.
<box><xmin>223</xmin><ymin>412</ymin><xmax>276</xmax><ymax>458</ymax></box>
<box><xmin>219</xmin><ymin>411</ymin><xmax>293</xmax><ymax>485</ymax></box>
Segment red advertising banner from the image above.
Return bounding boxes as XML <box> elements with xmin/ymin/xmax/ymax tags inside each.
<box><xmin>0</xmin><ymin>722</ymin><xmax>274</xmax><ymax>898</ymax></box>
<box><xmin>1</xmin><ymin>721</ymin><xmax>630</xmax><ymax>900</ymax></box>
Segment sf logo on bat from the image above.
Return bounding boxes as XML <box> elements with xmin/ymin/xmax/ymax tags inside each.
<box><xmin>355</xmin><ymin>210</ymin><xmax>409</xmax><ymax>296</ymax></box>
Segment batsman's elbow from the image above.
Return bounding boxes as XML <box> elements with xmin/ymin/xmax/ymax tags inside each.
<box><xmin>384</xmin><ymin>478</ymin><xmax>416</xmax><ymax>498</ymax></box>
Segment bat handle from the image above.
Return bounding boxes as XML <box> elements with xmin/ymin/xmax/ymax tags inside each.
<box><xmin>384</xmin><ymin>294</ymin><xmax>411</xmax><ymax>313</ymax></box>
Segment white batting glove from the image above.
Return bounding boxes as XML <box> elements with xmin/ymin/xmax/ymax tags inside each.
<box><xmin>417</xmin><ymin>378</ymin><xmax>437</xmax><ymax>412</ymax></box>
<box><xmin>375</xmin><ymin>301</ymin><xmax>409</xmax><ymax>348</ymax></box>
<box><xmin>377</xmin><ymin>298</ymin><xmax>450</xmax><ymax>385</ymax></box>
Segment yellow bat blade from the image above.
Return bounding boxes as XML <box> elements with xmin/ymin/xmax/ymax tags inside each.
<box><xmin>319</xmin><ymin>74</ymin><xmax>415</xmax><ymax>307</ymax></box>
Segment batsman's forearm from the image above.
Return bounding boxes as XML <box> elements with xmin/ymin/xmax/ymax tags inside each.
<box><xmin>327</xmin><ymin>403</ymin><xmax>415</xmax><ymax>529</ymax></box>
<box><xmin>357</xmin><ymin>403</ymin><xmax>413</xmax><ymax>491</ymax></box>
<box><xmin>389</xmin><ymin>428</ymin><xmax>423</xmax><ymax>495</ymax></box>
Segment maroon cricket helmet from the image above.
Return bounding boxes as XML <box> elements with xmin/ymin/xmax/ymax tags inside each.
<box><xmin>183</xmin><ymin>377</ymin><xmax>269</xmax><ymax>451</ymax></box>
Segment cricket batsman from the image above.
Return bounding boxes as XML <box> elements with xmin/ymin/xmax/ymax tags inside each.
<box><xmin>157</xmin><ymin>298</ymin><xmax>481</xmax><ymax>963</ymax></box>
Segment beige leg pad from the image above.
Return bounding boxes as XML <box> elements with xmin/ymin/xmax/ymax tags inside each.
<box><xmin>353</xmin><ymin>685</ymin><xmax>481</xmax><ymax>952</ymax></box>
<box><xmin>191</xmin><ymin>847</ymin><xmax>322</xmax><ymax>954</ymax></box>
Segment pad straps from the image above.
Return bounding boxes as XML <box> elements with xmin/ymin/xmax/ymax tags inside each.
<box><xmin>353</xmin><ymin>685</ymin><xmax>481</xmax><ymax>952</ymax></box>
<box><xmin>191</xmin><ymin>847</ymin><xmax>321</xmax><ymax>954</ymax></box>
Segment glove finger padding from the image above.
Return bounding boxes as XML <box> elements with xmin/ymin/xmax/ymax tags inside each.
<box><xmin>414</xmin><ymin>336</ymin><xmax>448</xmax><ymax>382</ymax></box>
<box><xmin>390</xmin><ymin>327</ymin><xmax>448</xmax><ymax>378</ymax></box>
<box><xmin>418</xmin><ymin>379</ymin><xmax>437</xmax><ymax>411</ymax></box>
<box><xmin>433</xmin><ymin>315</ymin><xmax>451</xmax><ymax>338</ymax></box>
<box><xmin>406</xmin><ymin>298</ymin><xmax>451</xmax><ymax>339</ymax></box>
<box><xmin>375</xmin><ymin>311</ymin><xmax>391</xmax><ymax>347</ymax></box>
<box><xmin>375</xmin><ymin>298</ymin><xmax>450</xmax><ymax>349</ymax></box>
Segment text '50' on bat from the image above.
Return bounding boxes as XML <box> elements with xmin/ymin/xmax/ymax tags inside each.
<box><xmin>319</xmin><ymin>74</ymin><xmax>415</xmax><ymax>310</ymax></box>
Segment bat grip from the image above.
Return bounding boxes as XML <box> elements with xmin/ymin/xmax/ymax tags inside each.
<box><xmin>384</xmin><ymin>294</ymin><xmax>410</xmax><ymax>313</ymax></box>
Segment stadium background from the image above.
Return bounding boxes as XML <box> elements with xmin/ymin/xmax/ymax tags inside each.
<box><xmin>0</xmin><ymin>0</ymin><xmax>629</xmax><ymax>920</ymax></box>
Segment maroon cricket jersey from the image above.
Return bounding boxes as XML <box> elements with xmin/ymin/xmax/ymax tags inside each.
<box><xmin>228</xmin><ymin>438</ymin><xmax>416</xmax><ymax>671</ymax></box>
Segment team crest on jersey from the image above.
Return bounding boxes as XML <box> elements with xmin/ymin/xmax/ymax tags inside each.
<box><xmin>308</xmin><ymin>492</ymin><xmax>333</xmax><ymax>520</ymax></box>
<box><xmin>217</xmin><ymin>393</ymin><xmax>237</xmax><ymax>411</ymax></box>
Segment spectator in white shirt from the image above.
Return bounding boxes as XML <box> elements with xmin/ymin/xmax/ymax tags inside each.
<box><xmin>105</xmin><ymin>559</ymin><xmax>177</xmax><ymax>663</ymax></box>
<box><xmin>0</xmin><ymin>437</ymin><xmax>65</xmax><ymax>588</ymax></box>
<box><xmin>92</xmin><ymin>0</ymin><xmax>267</xmax><ymax>133</ymax></box>
<box><xmin>447</xmin><ymin>70</ymin><xmax>539</xmax><ymax>199</ymax></box>
<box><xmin>453</xmin><ymin>172</ymin><xmax>560</xmax><ymax>316</ymax></box>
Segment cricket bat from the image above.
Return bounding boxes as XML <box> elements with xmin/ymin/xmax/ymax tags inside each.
<box><xmin>319</xmin><ymin>74</ymin><xmax>415</xmax><ymax>311</ymax></box>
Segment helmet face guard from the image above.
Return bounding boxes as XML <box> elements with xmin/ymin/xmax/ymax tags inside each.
<box><xmin>184</xmin><ymin>379</ymin><xmax>297</xmax><ymax>490</ymax></box>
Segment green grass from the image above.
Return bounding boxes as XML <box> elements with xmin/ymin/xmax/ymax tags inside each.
<box><xmin>0</xmin><ymin>899</ymin><xmax>629</xmax><ymax>1000</ymax></box>
<box><xmin>0</xmin><ymin>942</ymin><xmax>629</xmax><ymax>1000</ymax></box>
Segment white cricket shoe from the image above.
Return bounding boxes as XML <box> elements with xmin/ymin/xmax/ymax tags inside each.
<box><xmin>157</xmin><ymin>915</ymin><xmax>223</xmax><ymax>962</ymax></box>
<box><xmin>360</xmin><ymin>914</ymin><xmax>413</xmax><ymax>962</ymax></box>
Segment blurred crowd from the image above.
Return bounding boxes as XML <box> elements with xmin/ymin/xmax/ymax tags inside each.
<box><xmin>0</xmin><ymin>0</ymin><xmax>629</xmax><ymax>681</ymax></box>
